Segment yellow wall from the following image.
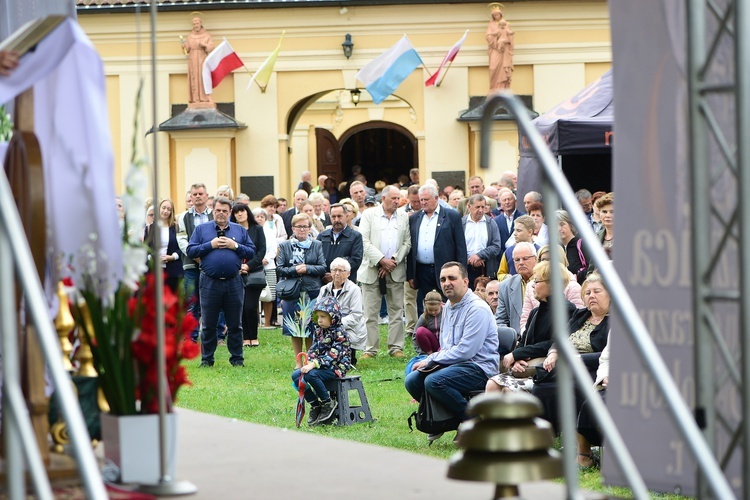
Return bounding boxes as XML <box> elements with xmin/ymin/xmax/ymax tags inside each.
<box><xmin>78</xmin><ymin>1</ymin><xmax>611</xmax><ymax>200</ymax></box>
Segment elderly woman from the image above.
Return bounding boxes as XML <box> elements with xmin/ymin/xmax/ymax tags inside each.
<box><xmin>541</xmin><ymin>273</ymin><xmax>610</xmax><ymax>372</ymax></box>
<box><xmin>583</xmin><ymin>193</ymin><xmax>613</xmax><ymax>277</ymax></box>
<box><xmin>253</xmin><ymin>208</ymin><xmax>278</xmax><ymax>328</ymax></box>
<box><xmin>339</xmin><ymin>198</ymin><xmax>359</xmax><ymax>230</ymax></box>
<box><xmin>277</xmin><ymin>213</ymin><xmax>327</xmax><ymax>366</ymax></box>
<box><xmin>301</xmin><ymin>202</ymin><xmax>323</xmax><ymax>238</ymax></box>
<box><xmin>216</xmin><ymin>185</ymin><xmax>235</xmax><ymax>202</ymax></box>
<box><xmin>318</xmin><ymin>257</ymin><xmax>366</xmax><ymax>365</ymax></box>
<box><xmin>556</xmin><ymin>210</ymin><xmax>588</xmax><ymax>283</ymax></box>
<box><xmin>486</xmin><ymin>260</ymin><xmax>577</xmax><ymax>393</ymax></box>
<box><xmin>532</xmin><ymin>273</ymin><xmax>611</xmax><ymax>460</ymax></box>
<box><xmin>519</xmin><ymin>245</ymin><xmax>584</xmax><ymax>332</ymax></box>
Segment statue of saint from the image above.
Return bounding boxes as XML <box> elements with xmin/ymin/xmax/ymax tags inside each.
<box><xmin>486</xmin><ymin>3</ymin><xmax>514</xmax><ymax>91</ymax></box>
<box><xmin>182</xmin><ymin>15</ymin><xmax>215</xmax><ymax>106</ymax></box>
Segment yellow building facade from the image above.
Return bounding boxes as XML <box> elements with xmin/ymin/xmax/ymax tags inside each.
<box><xmin>77</xmin><ymin>1</ymin><xmax>611</xmax><ymax>211</ymax></box>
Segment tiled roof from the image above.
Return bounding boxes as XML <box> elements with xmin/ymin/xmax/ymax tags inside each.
<box><xmin>76</xmin><ymin>0</ymin><xmax>481</xmax><ymax>10</ymax></box>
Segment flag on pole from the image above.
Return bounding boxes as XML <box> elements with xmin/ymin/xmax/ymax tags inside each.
<box><xmin>202</xmin><ymin>39</ymin><xmax>244</xmax><ymax>95</ymax></box>
<box><xmin>425</xmin><ymin>30</ymin><xmax>468</xmax><ymax>87</ymax></box>
<box><xmin>248</xmin><ymin>32</ymin><xmax>285</xmax><ymax>93</ymax></box>
<box><xmin>355</xmin><ymin>35</ymin><xmax>423</xmax><ymax>105</ymax></box>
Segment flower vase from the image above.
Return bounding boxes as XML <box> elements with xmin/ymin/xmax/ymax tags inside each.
<box><xmin>100</xmin><ymin>412</ymin><xmax>178</xmax><ymax>484</ymax></box>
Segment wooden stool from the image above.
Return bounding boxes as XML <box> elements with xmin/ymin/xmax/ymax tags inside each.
<box><xmin>324</xmin><ymin>375</ymin><xmax>373</xmax><ymax>426</ymax></box>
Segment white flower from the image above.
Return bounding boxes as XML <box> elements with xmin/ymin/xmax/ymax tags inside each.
<box><xmin>121</xmin><ymin>244</ymin><xmax>148</xmax><ymax>291</ymax></box>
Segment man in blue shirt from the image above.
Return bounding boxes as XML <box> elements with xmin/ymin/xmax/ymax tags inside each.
<box><xmin>405</xmin><ymin>261</ymin><xmax>499</xmax><ymax>443</ymax></box>
<box><xmin>187</xmin><ymin>197</ymin><xmax>255</xmax><ymax>367</ymax></box>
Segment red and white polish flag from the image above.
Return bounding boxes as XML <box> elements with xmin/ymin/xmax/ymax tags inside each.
<box><xmin>425</xmin><ymin>30</ymin><xmax>468</xmax><ymax>87</ymax></box>
<box><xmin>202</xmin><ymin>39</ymin><xmax>244</xmax><ymax>95</ymax></box>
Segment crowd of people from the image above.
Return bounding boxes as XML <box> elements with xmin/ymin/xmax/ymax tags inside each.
<box><xmin>132</xmin><ymin>171</ymin><xmax>614</xmax><ymax>453</ymax></box>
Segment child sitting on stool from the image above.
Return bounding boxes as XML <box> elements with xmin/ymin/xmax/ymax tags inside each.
<box><xmin>291</xmin><ymin>296</ymin><xmax>352</xmax><ymax>426</ymax></box>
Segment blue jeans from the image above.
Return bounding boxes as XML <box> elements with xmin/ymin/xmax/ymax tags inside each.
<box><xmin>291</xmin><ymin>368</ymin><xmax>336</xmax><ymax>403</ymax></box>
<box><xmin>404</xmin><ymin>362</ymin><xmax>488</xmax><ymax>419</ymax></box>
<box><xmin>199</xmin><ymin>273</ymin><xmax>244</xmax><ymax>365</ymax></box>
<box><xmin>184</xmin><ymin>268</ymin><xmax>201</xmax><ymax>341</ymax></box>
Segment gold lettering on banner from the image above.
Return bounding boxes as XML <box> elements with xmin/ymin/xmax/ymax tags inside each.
<box><xmin>667</xmin><ymin>440</ymin><xmax>685</xmax><ymax>475</ymax></box>
<box><xmin>638</xmin><ymin>308</ymin><xmax>692</xmax><ymax>346</ymax></box>
<box><xmin>618</xmin><ymin>359</ymin><xmax>694</xmax><ymax>419</ymax></box>
<box><xmin>630</xmin><ymin>230</ymin><xmax>691</xmax><ymax>288</ymax></box>
<box><xmin>604</xmin><ymin>130</ymin><xmax>613</xmax><ymax>146</ymax></box>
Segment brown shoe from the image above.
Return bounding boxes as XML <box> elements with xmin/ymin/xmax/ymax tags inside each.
<box><xmin>360</xmin><ymin>353</ymin><xmax>376</xmax><ymax>359</ymax></box>
<box><xmin>390</xmin><ymin>351</ymin><xmax>406</xmax><ymax>358</ymax></box>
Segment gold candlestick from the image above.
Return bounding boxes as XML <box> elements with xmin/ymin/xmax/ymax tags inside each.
<box><xmin>74</xmin><ymin>302</ymin><xmax>98</xmax><ymax>378</ymax></box>
<box><xmin>53</xmin><ymin>282</ymin><xmax>75</xmax><ymax>372</ymax></box>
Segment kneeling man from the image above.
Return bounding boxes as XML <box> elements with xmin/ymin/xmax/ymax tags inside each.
<box><xmin>404</xmin><ymin>262</ymin><xmax>499</xmax><ymax>439</ymax></box>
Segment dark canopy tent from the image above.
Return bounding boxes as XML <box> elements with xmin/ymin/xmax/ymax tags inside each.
<box><xmin>517</xmin><ymin>69</ymin><xmax>613</xmax><ymax>202</ymax></box>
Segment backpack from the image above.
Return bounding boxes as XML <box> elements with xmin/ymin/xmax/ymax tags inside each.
<box><xmin>407</xmin><ymin>392</ymin><xmax>461</xmax><ymax>435</ymax></box>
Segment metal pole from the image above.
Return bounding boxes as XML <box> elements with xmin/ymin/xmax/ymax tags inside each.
<box><xmin>137</xmin><ymin>2</ymin><xmax>196</xmax><ymax>495</ymax></box>
<box><xmin>481</xmin><ymin>91</ymin><xmax>735</xmax><ymax>500</ymax></box>
<box><xmin>685</xmin><ymin>3</ymin><xmax>714</xmax><ymax>498</ymax></box>
<box><xmin>542</xmin><ymin>180</ymin><xmax>580</xmax><ymax>499</ymax></box>
<box><xmin>734</xmin><ymin>0</ymin><xmax>750</xmax><ymax>497</ymax></box>
<box><xmin>1</xmin><ymin>221</ymin><xmax>25</xmax><ymax>500</ymax></box>
<box><xmin>0</xmin><ymin>165</ymin><xmax>108</xmax><ymax>500</ymax></box>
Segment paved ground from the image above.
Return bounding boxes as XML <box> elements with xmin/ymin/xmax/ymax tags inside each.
<box><xmin>159</xmin><ymin>408</ymin><xmax>605</xmax><ymax>500</ymax></box>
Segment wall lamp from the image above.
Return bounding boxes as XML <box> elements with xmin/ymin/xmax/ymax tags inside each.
<box><xmin>350</xmin><ymin>89</ymin><xmax>361</xmax><ymax>106</ymax></box>
<box><xmin>342</xmin><ymin>34</ymin><xmax>354</xmax><ymax>59</ymax></box>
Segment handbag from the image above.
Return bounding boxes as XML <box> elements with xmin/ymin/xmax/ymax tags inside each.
<box><xmin>512</xmin><ymin>357</ymin><xmax>546</xmax><ymax>379</ymax></box>
<box><xmin>276</xmin><ymin>278</ymin><xmax>302</xmax><ymax>301</ymax></box>
<box><xmin>259</xmin><ymin>284</ymin><xmax>273</xmax><ymax>303</ymax></box>
<box><xmin>242</xmin><ymin>268</ymin><xmax>266</xmax><ymax>289</ymax></box>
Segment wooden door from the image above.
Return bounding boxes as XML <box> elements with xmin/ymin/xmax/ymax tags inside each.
<box><xmin>315</xmin><ymin>128</ymin><xmax>342</xmax><ymax>186</ymax></box>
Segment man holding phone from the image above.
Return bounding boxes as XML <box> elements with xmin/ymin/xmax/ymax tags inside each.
<box><xmin>187</xmin><ymin>197</ymin><xmax>255</xmax><ymax>367</ymax></box>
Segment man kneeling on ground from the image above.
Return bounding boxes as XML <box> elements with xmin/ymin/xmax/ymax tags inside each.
<box><xmin>404</xmin><ymin>262</ymin><xmax>499</xmax><ymax>442</ymax></box>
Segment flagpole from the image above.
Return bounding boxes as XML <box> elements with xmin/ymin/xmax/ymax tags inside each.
<box><xmin>436</xmin><ymin>60</ymin><xmax>453</xmax><ymax>87</ymax></box>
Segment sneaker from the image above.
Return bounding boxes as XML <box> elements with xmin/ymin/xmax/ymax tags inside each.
<box><xmin>231</xmin><ymin>361</ymin><xmax>245</xmax><ymax>367</ymax></box>
<box><xmin>360</xmin><ymin>353</ymin><xmax>376</xmax><ymax>359</ymax></box>
<box><xmin>307</xmin><ymin>405</ymin><xmax>322</xmax><ymax>426</ymax></box>
<box><xmin>390</xmin><ymin>350</ymin><xmax>406</xmax><ymax>358</ymax></box>
<box><xmin>199</xmin><ymin>361</ymin><xmax>214</xmax><ymax>368</ymax></box>
<box><xmin>218</xmin><ymin>340</ymin><xmax>226</xmax><ymax>347</ymax></box>
<box><xmin>379</xmin><ymin>316</ymin><xmax>389</xmax><ymax>325</ymax></box>
<box><xmin>316</xmin><ymin>399</ymin><xmax>338</xmax><ymax>424</ymax></box>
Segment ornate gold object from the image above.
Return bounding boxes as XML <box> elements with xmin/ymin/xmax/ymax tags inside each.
<box><xmin>54</xmin><ymin>281</ymin><xmax>75</xmax><ymax>371</ymax></box>
<box><xmin>74</xmin><ymin>302</ymin><xmax>98</xmax><ymax>377</ymax></box>
<box><xmin>448</xmin><ymin>392</ymin><xmax>562</xmax><ymax>499</ymax></box>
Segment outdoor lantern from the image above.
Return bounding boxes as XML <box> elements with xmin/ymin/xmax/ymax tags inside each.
<box><xmin>350</xmin><ymin>89</ymin><xmax>361</xmax><ymax>106</ymax></box>
<box><xmin>342</xmin><ymin>33</ymin><xmax>354</xmax><ymax>59</ymax></box>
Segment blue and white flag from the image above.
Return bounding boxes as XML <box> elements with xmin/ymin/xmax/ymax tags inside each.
<box><xmin>355</xmin><ymin>36</ymin><xmax>423</xmax><ymax>104</ymax></box>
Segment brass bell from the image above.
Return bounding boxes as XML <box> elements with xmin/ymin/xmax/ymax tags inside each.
<box><xmin>447</xmin><ymin>392</ymin><xmax>562</xmax><ymax>499</ymax></box>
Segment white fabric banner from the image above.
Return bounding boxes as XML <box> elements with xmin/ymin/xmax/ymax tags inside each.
<box><xmin>1</xmin><ymin>18</ymin><xmax>123</xmax><ymax>299</ymax></box>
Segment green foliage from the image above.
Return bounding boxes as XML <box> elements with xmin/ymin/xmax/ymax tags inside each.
<box><xmin>0</xmin><ymin>105</ymin><xmax>13</xmax><ymax>142</ymax></box>
<box><xmin>177</xmin><ymin>325</ymin><xmax>690</xmax><ymax>498</ymax></box>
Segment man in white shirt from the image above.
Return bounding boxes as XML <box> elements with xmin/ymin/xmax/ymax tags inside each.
<box><xmin>462</xmin><ymin>194</ymin><xmax>503</xmax><ymax>288</ymax></box>
<box><xmin>359</xmin><ymin>186</ymin><xmax>412</xmax><ymax>358</ymax></box>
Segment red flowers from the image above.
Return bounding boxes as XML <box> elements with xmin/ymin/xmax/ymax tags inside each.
<box><xmin>131</xmin><ymin>273</ymin><xmax>200</xmax><ymax>414</ymax></box>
